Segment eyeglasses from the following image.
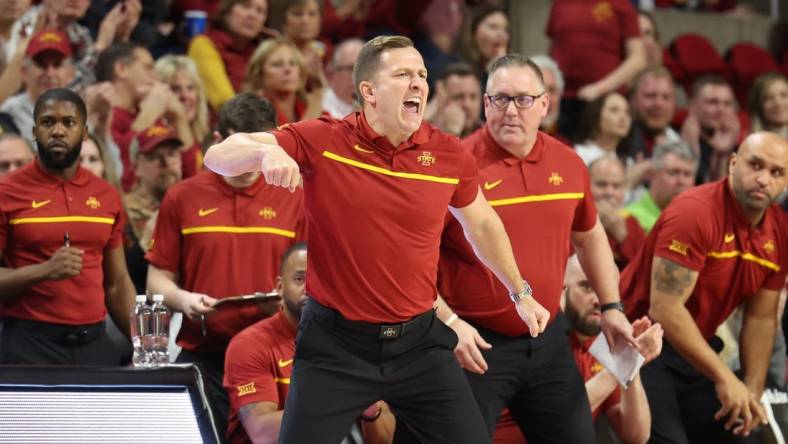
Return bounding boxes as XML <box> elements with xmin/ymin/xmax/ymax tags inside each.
<box><xmin>485</xmin><ymin>93</ymin><xmax>545</xmax><ymax>110</ymax></box>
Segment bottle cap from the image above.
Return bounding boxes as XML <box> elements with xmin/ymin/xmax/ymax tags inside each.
<box><xmin>152</xmin><ymin>294</ymin><xmax>164</xmax><ymax>302</ymax></box>
<box><xmin>135</xmin><ymin>295</ymin><xmax>147</xmax><ymax>303</ymax></box>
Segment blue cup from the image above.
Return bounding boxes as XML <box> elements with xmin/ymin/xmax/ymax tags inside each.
<box><xmin>184</xmin><ymin>10</ymin><xmax>207</xmax><ymax>39</ymax></box>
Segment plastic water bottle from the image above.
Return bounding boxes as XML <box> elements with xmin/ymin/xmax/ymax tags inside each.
<box><xmin>151</xmin><ymin>294</ymin><xmax>171</xmax><ymax>366</ymax></box>
<box><xmin>130</xmin><ymin>295</ymin><xmax>153</xmax><ymax>367</ymax></box>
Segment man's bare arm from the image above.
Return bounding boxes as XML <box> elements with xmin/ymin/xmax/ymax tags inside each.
<box><xmin>238</xmin><ymin>401</ymin><xmax>282</xmax><ymax>444</ymax></box>
<box><xmin>739</xmin><ymin>288</ymin><xmax>780</xmax><ymax>397</ymax></box>
<box><xmin>0</xmin><ymin>248</ymin><xmax>83</xmax><ymax>302</ymax></box>
<box><xmin>102</xmin><ymin>246</ymin><xmax>136</xmax><ymax>338</ymax></box>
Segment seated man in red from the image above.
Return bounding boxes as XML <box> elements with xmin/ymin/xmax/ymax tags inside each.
<box><xmin>494</xmin><ymin>255</ymin><xmax>664</xmax><ymax>444</ymax></box>
<box><xmin>224</xmin><ymin>243</ymin><xmax>395</xmax><ymax>444</ymax></box>
<box><xmin>588</xmin><ymin>155</ymin><xmax>646</xmax><ymax>269</ymax></box>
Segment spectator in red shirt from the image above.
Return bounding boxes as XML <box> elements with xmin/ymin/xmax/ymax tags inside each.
<box><xmin>589</xmin><ymin>155</ymin><xmax>646</xmax><ymax>270</ymax></box>
<box><xmin>96</xmin><ymin>43</ymin><xmax>194</xmax><ymax>191</ymax></box>
<box><xmin>155</xmin><ymin>55</ymin><xmax>212</xmax><ymax>179</ymax></box>
<box><xmin>204</xmin><ymin>35</ymin><xmax>548</xmax><ymax>444</ymax></box>
<box><xmin>246</xmin><ymin>37</ymin><xmax>323</xmax><ymax>125</ymax></box>
<box><xmin>188</xmin><ymin>0</ymin><xmax>269</xmax><ymax>112</ymax></box>
<box><xmin>0</xmin><ymin>133</ymin><xmax>32</xmax><ymax>179</ymax></box>
<box><xmin>620</xmin><ymin>132</ymin><xmax>788</xmax><ymax>442</ymax></box>
<box><xmin>0</xmin><ymin>88</ymin><xmax>135</xmax><ymax>365</ymax></box>
<box><xmin>747</xmin><ymin>72</ymin><xmax>788</xmax><ymax>140</ymax></box>
<box><xmin>548</xmin><ymin>0</ymin><xmax>646</xmax><ymax>140</ymax></box>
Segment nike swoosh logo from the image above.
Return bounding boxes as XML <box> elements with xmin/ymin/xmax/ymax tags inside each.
<box><xmin>32</xmin><ymin>200</ymin><xmax>51</xmax><ymax>209</ymax></box>
<box><xmin>354</xmin><ymin>144</ymin><xmax>375</xmax><ymax>154</ymax></box>
<box><xmin>484</xmin><ymin>179</ymin><xmax>503</xmax><ymax>190</ymax></box>
<box><xmin>724</xmin><ymin>234</ymin><xmax>735</xmax><ymax>243</ymax></box>
<box><xmin>277</xmin><ymin>358</ymin><xmax>293</xmax><ymax>368</ymax></box>
<box><xmin>198</xmin><ymin>208</ymin><xmax>218</xmax><ymax>217</ymax></box>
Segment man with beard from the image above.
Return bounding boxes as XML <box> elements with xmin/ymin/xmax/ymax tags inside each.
<box><xmin>223</xmin><ymin>243</ymin><xmax>395</xmax><ymax>444</ymax></box>
<box><xmin>123</xmin><ymin>124</ymin><xmax>183</xmax><ymax>293</ymax></box>
<box><xmin>494</xmin><ymin>255</ymin><xmax>663</xmax><ymax>444</ymax></box>
<box><xmin>146</xmin><ymin>93</ymin><xmax>305</xmax><ymax>438</ymax></box>
<box><xmin>0</xmin><ymin>88</ymin><xmax>135</xmax><ymax>365</ymax></box>
<box><xmin>620</xmin><ymin>132</ymin><xmax>788</xmax><ymax>442</ymax></box>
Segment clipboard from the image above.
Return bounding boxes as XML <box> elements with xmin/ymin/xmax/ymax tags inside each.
<box><xmin>213</xmin><ymin>291</ymin><xmax>281</xmax><ymax>308</ymax></box>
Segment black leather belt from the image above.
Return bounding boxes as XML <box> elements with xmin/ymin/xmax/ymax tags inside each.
<box><xmin>3</xmin><ymin>318</ymin><xmax>106</xmax><ymax>345</ymax></box>
<box><xmin>306</xmin><ymin>300</ymin><xmax>435</xmax><ymax>340</ymax></box>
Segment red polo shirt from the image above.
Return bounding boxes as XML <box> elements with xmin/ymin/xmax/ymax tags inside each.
<box><xmin>438</xmin><ymin>128</ymin><xmax>597</xmax><ymax>336</ymax></box>
<box><xmin>0</xmin><ymin>161</ymin><xmax>124</xmax><ymax>325</ymax></box>
<box><xmin>547</xmin><ymin>0</ymin><xmax>640</xmax><ymax>97</ymax></box>
<box><xmin>272</xmin><ymin>112</ymin><xmax>478</xmax><ymax>323</ymax></box>
<box><xmin>620</xmin><ymin>179</ymin><xmax>788</xmax><ymax>339</ymax></box>
<box><xmin>224</xmin><ymin>310</ymin><xmax>296</xmax><ymax>444</ymax></box>
<box><xmin>146</xmin><ymin>171</ymin><xmax>305</xmax><ymax>352</ymax></box>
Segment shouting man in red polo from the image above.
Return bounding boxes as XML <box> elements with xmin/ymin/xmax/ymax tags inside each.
<box><xmin>204</xmin><ymin>35</ymin><xmax>548</xmax><ymax>444</ymax></box>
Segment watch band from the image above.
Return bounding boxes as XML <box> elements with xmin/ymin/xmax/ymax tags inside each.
<box><xmin>600</xmin><ymin>302</ymin><xmax>625</xmax><ymax>313</ymax></box>
<box><xmin>509</xmin><ymin>280</ymin><xmax>534</xmax><ymax>303</ymax></box>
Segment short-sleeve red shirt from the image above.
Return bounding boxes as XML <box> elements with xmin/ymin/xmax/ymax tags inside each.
<box><xmin>0</xmin><ymin>161</ymin><xmax>124</xmax><ymax>325</ymax></box>
<box><xmin>146</xmin><ymin>171</ymin><xmax>305</xmax><ymax>352</ymax></box>
<box><xmin>223</xmin><ymin>310</ymin><xmax>296</xmax><ymax>444</ymax></box>
<box><xmin>547</xmin><ymin>0</ymin><xmax>641</xmax><ymax>97</ymax></box>
<box><xmin>271</xmin><ymin>113</ymin><xmax>478</xmax><ymax>323</ymax></box>
<box><xmin>620</xmin><ymin>179</ymin><xmax>788</xmax><ymax>339</ymax></box>
<box><xmin>438</xmin><ymin>128</ymin><xmax>598</xmax><ymax>336</ymax></box>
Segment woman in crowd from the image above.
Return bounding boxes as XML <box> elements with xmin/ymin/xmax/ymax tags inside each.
<box><xmin>574</xmin><ymin>92</ymin><xmax>633</xmax><ymax>165</ymax></box>
<box><xmin>81</xmin><ymin>133</ymin><xmax>120</xmax><ymax>188</ymax></box>
<box><xmin>748</xmin><ymin>72</ymin><xmax>788</xmax><ymax>139</ymax></box>
<box><xmin>155</xmin><ymin>55</ymin><xmax>211</xmax><ymax>179</ymax></box>
<box><xmin>188</xmin><ymin>0</ymin><xmax>269</xmax><ymax>111</ymax></box>
<box><xmin>460</xmin><ymin>5</ymin><xmax>509</xmax><ymax>86</ymax></box>
<box><xmin>245</xmin><ymin>37</ymin><xmax>323</xmax><ymax>125</ymax></box>
<box><xmin>281</xmin><ymin>0</ymin><xmax>326</xmax><ymax>93</ymax></box>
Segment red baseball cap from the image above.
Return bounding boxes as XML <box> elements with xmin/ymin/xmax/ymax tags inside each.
<box><xmin>135</xmin><ymin>125</ymin><xmax>182</xmax><ymax>155</ymax></box>
<box><xmin>26</xmin><ymin>30</ymin><xmax>72</xmax><ymax>59</ymax></box>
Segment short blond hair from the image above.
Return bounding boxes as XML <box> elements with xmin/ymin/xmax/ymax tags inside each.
<box><xmin>352</xmin><ymin>35</ymin><xmax>414</xmax><ymax>105</ymax></box>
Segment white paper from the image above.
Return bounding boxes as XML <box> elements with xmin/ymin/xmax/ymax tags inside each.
<box><xmin>588</xmin><ymin>334</ymin><xmax>645</xmax><ymax>389</ymax></box>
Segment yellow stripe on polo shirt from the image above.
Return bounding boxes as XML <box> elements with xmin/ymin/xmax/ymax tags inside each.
<box><xmin>9</xmin><ymin>216</ymin><xmax>115</xmax><ymax>225</ymax></box>
<box><xmin>275</xmin><ymin>377</ymin><xmax>291</xmax><ymax>384</ymax></box>
<box><xmin>488</xmin><ymin>192</ymin><xmax>585</xmax><ymax>207</ymax></box>
<box><xmin>322</xmin><ymin>151</ymin><xmax>460</xmax><ymax>185</ymax></box>
<box><xmin>181</xmin><ymin>226</ymin><xmax>296</xmax><ymax>238</ymax></box>
<box><xmin>707</xmin><ymin>250</ymin><xmax>780</xmax><ymax>272</ymax></box>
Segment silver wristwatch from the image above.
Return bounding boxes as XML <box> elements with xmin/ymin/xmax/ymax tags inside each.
<box><xmin>509</xmin><ymin>280</ymin><xmax>534</xmax><ymax>303</ymax></box>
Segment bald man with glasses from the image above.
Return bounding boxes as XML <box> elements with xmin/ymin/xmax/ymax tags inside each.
<box><xmin>436</xmin><ymin>54</ymin><xmax>636</xmax><ymax>443</ymax></box>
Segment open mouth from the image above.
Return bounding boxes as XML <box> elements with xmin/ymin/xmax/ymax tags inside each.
<box><xmin>402</xmin><ymin>97</ymin><xmax>421</xmax><ymax>115</ymax></box>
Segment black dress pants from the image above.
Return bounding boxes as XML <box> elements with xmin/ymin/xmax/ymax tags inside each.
<box><xmin>465</xmin><ymin>315</ymin><xmax>597</xmax><ymax>444</ymax></box>
<box><xmin>278</xmin><ymin>299</ymin><xmax>490</xmax><ymax>444</ymax></box>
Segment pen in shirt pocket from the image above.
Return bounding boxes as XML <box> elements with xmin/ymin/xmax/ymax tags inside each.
<box><xmin>64</xmin><ymin>231</ymin><xmax>70</xmax><ymax>248</ymax></box>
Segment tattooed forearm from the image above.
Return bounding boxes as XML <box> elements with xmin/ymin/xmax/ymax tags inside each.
<box><xmin>654</xmin><ymin>258</ymin><xmax>695</xmax><ymax>296</ymax></box>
